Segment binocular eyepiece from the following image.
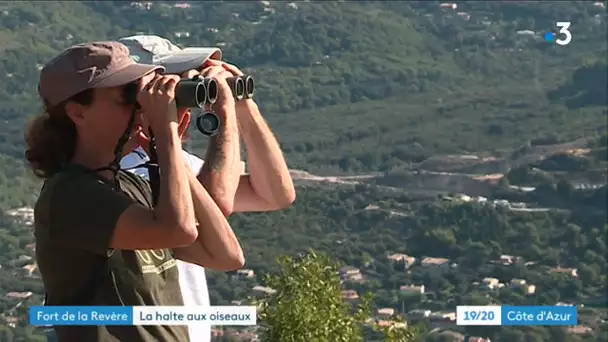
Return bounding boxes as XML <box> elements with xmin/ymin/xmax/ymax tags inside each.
<box><xmin>176</xmin><ymin>75</ymin><xmax>255</xmax><ymax>108</ymax></box>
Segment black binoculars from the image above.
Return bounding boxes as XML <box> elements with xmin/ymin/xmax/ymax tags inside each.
<box><xmin>176</xmin><ymin>75</ymin><xmax>255</xmax><ymax>108</ymax></box>
<box><xmin>122</xmin><ymin>75</ymin><xmax>255</xmax><ymax>109</ymax></box>
<box><xmin>122</xmin><ymin>75</ymin><xmax>255</xmax><ymax>137</ymax></box>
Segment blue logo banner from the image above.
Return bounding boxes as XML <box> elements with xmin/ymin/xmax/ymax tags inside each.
<box><xmin>30</xmin><ymin>306</ymin><xmax>133</xmax><ymax>326</ymax></box>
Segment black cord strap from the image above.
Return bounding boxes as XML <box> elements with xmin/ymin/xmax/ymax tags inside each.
<box><xmin>147</xmin><ymin>127</ymin><xmax>161</xmax><ymax>207</ymax></box>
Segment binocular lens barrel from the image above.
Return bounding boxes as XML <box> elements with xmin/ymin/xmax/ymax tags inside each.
<box><xmin>205</xmin><ymin>78</ymin><xmax>218</xmax><ymax>104</ymax></box>
<box><xmin>175</xmin><ymin>81</ymin><xmax>205</xmax><ymax>108</ymax></box>
<box><xmin>227</xmin><ymin>77</ymin><xmax>245</xmax><ymax>101</ymax></box>
<box><xmin>172</xmin><ymin>75</ymin><xmax>256</xmax><ymax>108</ymax></box>
<box><xmin>244</xmin><ymin>76</ymin><xmax>255</xmax><ymax>99</ymax></box>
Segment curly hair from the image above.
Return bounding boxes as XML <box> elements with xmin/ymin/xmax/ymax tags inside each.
<box><xmin>25</xmin><ymin>89</ymin><xmax>94</xmax><ymax>179</ymax></box>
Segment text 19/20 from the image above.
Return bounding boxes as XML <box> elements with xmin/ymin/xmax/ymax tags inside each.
<box><xmin>462</xmin><ymin>310</ymin><xmax>495</xmax><ymax>321</ymax></box>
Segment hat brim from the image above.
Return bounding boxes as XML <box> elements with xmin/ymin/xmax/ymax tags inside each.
<box><xmin>159</xmin><ymin>47</ymin><xmax>222</xmax><ymax>74</ymax></box>
<box><xmin>92</xmin><ymin>63</ymin><xmax>164</xmax><ymax>88</ymax></box>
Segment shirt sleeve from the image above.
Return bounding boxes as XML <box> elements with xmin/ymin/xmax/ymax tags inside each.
<box><xmin>48</xmin><ymin>173</ymin><xmax>136</xmax><ymax>255</ymax></box>
<box><xmin>181</xmin><ymin>150</ymin><xmax>205</xmax><ymax>176</ymax></box>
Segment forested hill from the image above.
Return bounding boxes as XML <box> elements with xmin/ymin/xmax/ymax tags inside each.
<box><xmin>0</xmin><ymin>3</ymin><xmax>607</xmax><ymax>341</ymax></box>
<box><xmin>0</xmin><ymin>1</ymin><xmax>606</xmax><ymax>201</ymax></box>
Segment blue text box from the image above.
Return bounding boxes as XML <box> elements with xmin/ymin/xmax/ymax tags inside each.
<box><xmin>29</xmin><ymin>306</ymin><xmax>133</xmax><ymax>326</ymax></box>
<box><xmin>501</xmin><ymin>306</ymin><xmax>577</xmax><ymax>326</ymax></box>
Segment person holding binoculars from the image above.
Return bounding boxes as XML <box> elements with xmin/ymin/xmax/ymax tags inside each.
<box><xmin>118</xmin><ymin>35</ymin><xmax>295</xmax><ymax>342</ymax></box>
<box><xmin>23</xmin><ymin>40</ymin><xmax>285</xmax><ymax>342</ymax></box>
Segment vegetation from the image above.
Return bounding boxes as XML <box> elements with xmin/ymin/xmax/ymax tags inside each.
<box><xmin>0</xmin><ymin>1</ymin><xmax>606</xmax><ymax>341</ymax></box>
<box><xmin>256</xmin><ymin>251</ymin><xmax>416</xmax><ymax>342</ymax></box>
<box><xmin>0</xmin><ymin>1</ymin><xmax>606</xmax><ymax>174</ymax></box>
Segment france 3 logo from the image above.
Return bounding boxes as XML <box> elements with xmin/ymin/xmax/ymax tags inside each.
<box><xmin>544</xmin><ymin>22</ymin><xmax>572</xmax><ymax>46</ymax></box>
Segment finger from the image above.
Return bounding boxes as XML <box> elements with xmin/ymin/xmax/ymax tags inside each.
<box><xmin>181</xmin><ymin>69</ymin><xmax>200</xmax><ymax>79</ymax></box>
<box><xmin>156</xmin><ymin>75</ymin><xmax>179</xmax><ymax>96</ymax></box>
<box><xmin>138</xmin><ymin>131</ymin><xmax>151</xmax><ymax>144</ymax></box>
<box><xmin>203</xmin><ymin>59</ymin><xmax>222</xmax><ymax>68</ymax></box>
<box><xmin>156</xmin><ymin>75</ymin><xmax>180</xmax><ymax>93</ymax></box>
<box><xmin>201</xmin><ymin>66</ymin><xmax>224</xmax><ymax>78</ymax></box>
<box><xmin>137</xmin><ymin>131</ymin><xmax>152</xmax><ymax>155</ymax></box>
<box><xmin>212</xmin><ymin>71</ymin><xmax>235</xmax><ymax>86</ymax></box>
<box><xmin>138</xmin><ymin>72</ymin><xmax>158</xmax><ymax>92</ymax></box>
<box><xmin>155</xmin><ymin>77</ymin><xmax>172</xmax><ymax>94</ymax></box>
<box><xmin>222</xmin><ymin>62</ymin><xmax>243</xmax><ymax>76</ymax></box>
<box><xmin>146</xmin><ymin>75</ymin><xmax>164</xmax><ymax>94</ymax></box>
<box><xmin>143</xmin><ymin>79</ymin><xmax>155</xmax><ymax>93</ymax></box>
<box><xmin>220</xmin><ymin>70</ymin><xmax>234</xmax><ymax>79</ymax></box>
<box><xmin>177</xmin><ymin>110</ymin><xmax>191</xmax><ymax>137</ymax></box>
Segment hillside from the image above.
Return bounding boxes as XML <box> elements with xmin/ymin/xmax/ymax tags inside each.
<box><xmin>0</xmin><ymin>1</ymin><xmax>606</xmax><ymax>341</ymax></box>
<box><xmin>0</xmin><ymin>1</ymin><xmax>606</xmax><ymax>171</ymax></box>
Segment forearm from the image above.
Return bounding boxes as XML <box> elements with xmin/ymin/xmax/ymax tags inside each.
<box><xmin>198</xmin><ymin>104</ymin><xmax>241</xmax><ymax>215</ymax></box>
<box><xmin>182</xmin><ymin>165</ymin><xmax>244</xmax><ymax>269</ymax></box>
<box><xmin>238</xmin><ymin>101</ymin><xmax>295</xmax><ymax>207</ymax></box>
<box><xmin>154</xmin><ymin>124</ymin><xmax>196</xmax><ymax>230</ymax></box>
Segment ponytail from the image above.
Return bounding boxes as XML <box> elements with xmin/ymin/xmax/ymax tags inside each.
<box><xmin>24</xmin><ymin>89</ymin><xmax>94</xmax><ymax>179</ymax></box>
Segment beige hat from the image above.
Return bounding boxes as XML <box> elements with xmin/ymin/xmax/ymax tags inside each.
<box><xmin>119</xmin><ymin>35</ymin><xmax>222</xmax><ymax>74</ymax></box>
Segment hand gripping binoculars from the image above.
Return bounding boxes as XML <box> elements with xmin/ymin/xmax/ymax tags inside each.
<box><xmin>123</xmin><ymin>75</ymin><xmax>255</xmax><ymax>136</ymax></box>
<box><xmin>176</xmin><ymin>74</ymin><xmax>254</xmax><ymax>136</ymax></box>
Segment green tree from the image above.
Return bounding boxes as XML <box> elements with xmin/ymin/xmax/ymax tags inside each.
<box><xmin>256</xmin><ymin>251</ymin><xmax>417</xmax><ymax>341</ymax></box>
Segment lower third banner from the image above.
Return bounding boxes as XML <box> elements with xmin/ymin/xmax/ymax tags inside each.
<box><xmin>29</xmin><ymin>306</ymin><xmax>257</xmax><ymax>326</ymax></box>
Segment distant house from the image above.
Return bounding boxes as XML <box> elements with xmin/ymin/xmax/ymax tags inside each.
<box><xmin>211</xmin><ymin>327</ymin><xmax>224</xmax><ymax>337</ymax></box>
<box><xmin>468</xmin><ymin>337</ymin><xmax>492</xmax><ymax>342</ymax></box>
<box><xmin>482</xmin><ymin>277</ymin><xmax>499</xmax><ymax>287</ymax></box>
<box><xmin>341</xmin><ymin>290</ymin><xmax>359</xmax><ymax>300</ymax></box>
<box><xmin>20</xmin><ymin>264</ymin><xmax>38</xmax><ymax>277</ymax></box>
<box><xmin>377</xmin><ymin>308</ymin><xmax>395</xmax><ymax>318</ymax></box>
<box><xmin>11</xmin><ymin>255</ymin><xmax>33</xmax><ymax>268</ymax></box>
<box><xmin>421</xmin><ymin>257</ymin><xmax>450</xmax><ymax>272</ymax></box>
<box><xmin>4</xmin><ymin>316</ymin><xmax>19</xmax><ymax>328</ymax></box>
<box><xmin>500</xmin><ymin>255</ymin><xmax>517</xmax><ymax>264</ymax></box>
<box><xmin>550</xmin><ymin>267</ymin><xmax>578</xmax><ymax>277</ymax></box>
<box><xmin>407</xmin><ymin>309</ymin><xmax>431</xmax><ymax>319</ymax></box>
<box><xmin>480</xmin><ymin>278</ymin><xmax>502</xmax><ymax>290</ymax></box>
<box><xmin>6</xmin><ymin>291</ymin><xmax>33</xmax><ymax>300</ymax></box>
<box><xmin>173</xmin><ymin>2</ymin><xmax>191</xmax><ymax>8</ymax></box>
<box><xmin>457</xmin><ymin>12</ymin><xmax>471</xmax><ymax>21</ymax></box>
<box><xmin>340</xmin><ymin>266</ymin><xmax>360</xmax><ymax>276</ymax></box>
<box><xmin>364</xmin><ymin>204</ymin><xmax>380</xmax><ymax>211</ymax></box>
<box><xmin>556</xmin><ymin>302</ymin><xmax>576</xmax><ymax>306</ymax></box>
<box><xmin>400</xmin><ymin>285</ymin><xmax>425</xmax><ymax>295</ymax></box>
<box><xmin>429</xmin><ymin>311</ymin><xmax>456</xmax><ymax>321</ymax></box>
<box><xmin>6</xmin><ymin>207</ymin><xmax>34</xmax><ymax>226</ymax></box>
<box><xmin>510</xmin><ymin>279</ymin><xmax>536</xmax><ymax>295</ymax></box>
<box><xmin>340</xmin><ymin>266</ymin><xmax>364</xmax><ymax>283</ymax></box>
<box><xmin>251</xmin><ymin>285</ymin><xmax>276</xmax><ymax>296</ymax></box>
<box><xmin>388</xmin><ymin>253</ymin><xmax>416</xmax><ymax>269</ymax></box>
<box><xmin>567</xmin><ymin>325</ymin><xmax>593</xmax><ymax>336</ymax></box>
<box><xmin>439</xmin><ymin>3</ymin><xmax>457</xmax><ymax>10</ymax></box>
<box><xmin>436</xmin><ymin>331</ymin><xmax>465</xmax><ymax>341</ymax></box>
<box><xmin>377</xmin><ymin>320</ymin><xmax>407</xmax><ymax>329</ymax></box>
<box><xmin>237</xmin><ymin>269</ymin><xmax>255</xmax><ymax>278</ymax></box>
<box><xmin>429</xmin><ymin>311</ymin><xmax>457</xmax><ymax>328</ymax></box>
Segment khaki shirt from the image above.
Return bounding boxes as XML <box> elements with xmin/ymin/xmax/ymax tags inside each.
<box><xmin>34</xmin><ymin>165</ymin><xmax>188</xmax><ymax>342</ymax></box>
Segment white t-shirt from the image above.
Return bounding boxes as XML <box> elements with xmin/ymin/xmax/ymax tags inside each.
<box><xmin>120</xmin><ymin>147</ymin><xmax>210</xmax><ymax>342</ymax></box>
